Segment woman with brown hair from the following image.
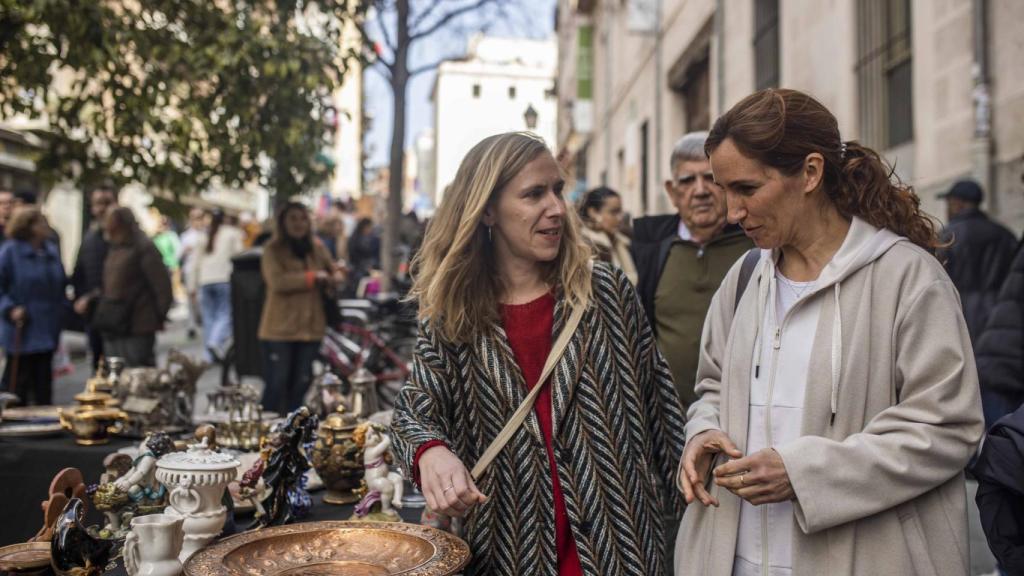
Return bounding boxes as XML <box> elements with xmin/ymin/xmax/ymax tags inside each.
<box><xmin>674</xmin><ymin>88</ymin><xmax>983</xmax><ymax>575</ymax></box>
<box><xmin>0</xmin><ymin>207</ymin><xmax>67</xmax><ymax>404</ymax></box>
<box><xmin>578</xmin><ymin>186</ymin><xmax>638</xmax><ymax>284</ymax></box>
<box><xmin>391</xmin><ymin>132</ymin><xmax>685</xmax><ymax>575</ymax></box>
<box><xmin>258</xmin><ymin>201</ymin><xmax>344</xmax><ymax>414</ymax></box>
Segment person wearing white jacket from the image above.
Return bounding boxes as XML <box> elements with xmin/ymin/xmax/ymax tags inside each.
<box><xmin>188</xmin><ymin>209</ymin><xmax>245</xmax><ymax>361</ymax></box>
<box><xmin>675</xmin><ymin>89</ymin><xmax>984</xmax><ymax>576</ymax></box>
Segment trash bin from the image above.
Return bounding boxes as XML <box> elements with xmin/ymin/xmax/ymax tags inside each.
<box><xmin>231</xmin><ymin>248</ymin><xmax>265</xmax><ymax>377</ymax></box>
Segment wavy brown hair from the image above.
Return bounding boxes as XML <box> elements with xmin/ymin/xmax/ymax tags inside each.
<box><xmin>409</xmin><ymin>132</ymin><xmax>592</xmax><ymax>344</ymax></box>
<box><xmin>705</xmin><ymin>88</ymin><xmax>941</xmax><ymax>250</ymax></box>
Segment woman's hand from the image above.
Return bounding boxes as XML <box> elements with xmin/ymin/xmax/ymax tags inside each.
<box><xmin>713</xmin><ymin>448</ymin><xmax>795</xmax><ymax>506</ymax></box>
<box><xmin>73</xmin><ymin>296</ymin><xmax>91</xmax><ymax>316</ymax></box>
<box><xmin>679</xmin><ymin>429</ymin><xmax>743</xmax><ymax>507</ymax></box>
<box><xmin>418</xmin><ymin>445</ymin><xmax>488</xmax><ymax>518</ymax></box>
<box><xmin>9</xmin><ymin>306</ymin><xmax>26</xmax><ymax>326</ymax></box>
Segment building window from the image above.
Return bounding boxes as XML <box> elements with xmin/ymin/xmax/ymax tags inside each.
<box><xmin>753</xmin><ymin>0</ymin><xmax>780</xmax><ymax>90</ymax></box>
<box><xmin>856</xmin><ymin>0</ymin><xmax>913</xmax><ymax>148</ymax></box>
<box><xmin>472</xmin><ymin>84</ymin><xmax>481</xmax><ymax>98</ymax></box>
<box><xmin>668</xmin><ymin>21</ymin><xmax>713</xmax><ymax>131</ymax></box>
<box><xmin>508</xmin><ymin>86</ymin><xmax>516</xmax><ymax>99</ymax></box>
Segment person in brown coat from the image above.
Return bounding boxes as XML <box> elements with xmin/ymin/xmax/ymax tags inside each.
<box><xmin>91</xmin><ymin>207</ymin><xmax>173</xmax><ymax>367</ymax></box>
<box><xmin>258</xmin><ymin>202</ymin><xmax>344</xmax><ymax>414</ymax></box>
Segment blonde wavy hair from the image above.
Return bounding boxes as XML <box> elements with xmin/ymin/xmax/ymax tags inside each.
<box><xmin>409</xmin><ymin>132</ymin><xmax>592</xmax><ymax>344</ymax></box>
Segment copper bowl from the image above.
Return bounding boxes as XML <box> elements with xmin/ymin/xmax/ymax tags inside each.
<box><xmin>183</xmin><ymin>521</ymin><xmax>470</xmax><ymax>576</ymax></box>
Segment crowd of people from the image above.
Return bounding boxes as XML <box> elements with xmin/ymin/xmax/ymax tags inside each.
<box><xmin>0</xmin><ymin>184</ymin><xmax>387</xmax><ymax>417</ymax></box>
<box><xmin>3</xmin><ymin>85</ymin><xmax>1024</xmax><ymax>574</ymax></box>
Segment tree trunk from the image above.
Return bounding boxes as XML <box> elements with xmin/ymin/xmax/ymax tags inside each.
<box><xmin>381</xmin><ymin>0</ymin><xmax>411</xmax><ymax>294</ymax></box>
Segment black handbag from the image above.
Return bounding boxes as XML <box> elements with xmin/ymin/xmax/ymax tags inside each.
<box><xmin>321</xmin><ymin>284</ymin><xmax>344</xmax><ymax>328</ymax></box>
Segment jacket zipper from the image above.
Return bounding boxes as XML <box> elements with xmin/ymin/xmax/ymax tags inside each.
<box><xmin>762</xmin><ymin>325</ymin><xmax>782</xmax><ymax>576</ymax></box>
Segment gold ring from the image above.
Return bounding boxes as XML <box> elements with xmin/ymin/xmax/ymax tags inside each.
<box><xmin>442</xmin><ymin>485</ymin><xmax>456</xmax><ymax>493</ymax></box>
<box><xmin>739</xmin><ymin>474</ymin><xmax>746</xmax><ymax>486</ymax></box>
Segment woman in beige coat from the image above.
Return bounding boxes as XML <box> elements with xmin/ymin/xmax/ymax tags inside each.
<box><xmin>675</xmin><ymin>89</ymin><xmax>984</xmax><ymax>576</ymax></box>
<box><xmin>258</xmin><ymin>201</ymin><xmax>344</xmax><ymax>414</ymax></box>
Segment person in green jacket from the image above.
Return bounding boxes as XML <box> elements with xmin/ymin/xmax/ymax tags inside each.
<box><xmin>632</xmin><ymin>131</ymin><xmax>754</xmax><ymax>412</ymax></box>
<box><xmin>152</xmin><ymin>215</ymin><xmax>182</xmax><ymax>301</ymax></box>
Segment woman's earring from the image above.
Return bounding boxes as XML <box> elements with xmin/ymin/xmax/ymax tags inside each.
<box><xmin>487</xmin><ymin>226</ymin><xmax>492</xmax><ymax>242</ymax></box>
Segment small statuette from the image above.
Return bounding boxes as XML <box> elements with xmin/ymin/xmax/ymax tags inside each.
<box><xmin>350</xmin><ymin>423</ymin><xmax>404</xmax><ymax>522</ymax></box>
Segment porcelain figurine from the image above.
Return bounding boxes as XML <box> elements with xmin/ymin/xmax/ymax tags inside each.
<box><xmin>155</xmin><ymin>438</ymin><xmax>239</xmax><ymax>562</ymax></box>
<box><xmin>51</xmin><ymin>498</ymin><xmax>115</xmax><ymax>576</ymax></box>
<box><xmin>251</xmin><ymin>407</ymin><xmax>318</xmax><ymax>528</ymax></box>
<box><xmin>351</xmin><ymin>423</ymin><xmax>404</xmax><ymax>520</ymax></box>
<box><xmin>115</xmin><ymin>433</ymin><xmax>175</xmax><ymax>505</ymax></box>
<box><xmin>124</xmin><ymin>514</ymin><xmax>184</xmax><ymax>576</ymax></box>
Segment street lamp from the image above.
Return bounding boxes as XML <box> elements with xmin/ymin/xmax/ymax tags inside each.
<box><xmin>523</xmin><ymin>104</ymin><xmax>538</xmax><ymax>130</ymax></box>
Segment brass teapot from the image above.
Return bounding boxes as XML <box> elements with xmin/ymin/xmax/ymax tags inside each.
<box><xmin>58</xmin><ymin>371</ymin><xmax>127</xmax><ymax>446</ymax></box>
<box><xmin>310</xmin><ymin>404</ymin><xmax>364</xmax><ymax>504</ymax></box>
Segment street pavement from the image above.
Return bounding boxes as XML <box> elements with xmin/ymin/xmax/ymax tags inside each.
<box><xmin>50</xmin><ymin>303</ymin><xmax>1002</xmax><ymax>575</ymax></box>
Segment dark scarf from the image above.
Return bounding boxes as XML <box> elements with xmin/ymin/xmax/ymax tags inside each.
<box><xmin>287</xmin><ymin>235</ymin><xmax>313</xmax><ymax>260</ymax></box>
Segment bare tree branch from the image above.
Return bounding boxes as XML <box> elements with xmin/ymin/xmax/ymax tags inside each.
<box><xmin>367</xmin><ymin>60</ymin><xmax>393</xmax><ymax>82</ymax></box>
<box><xmin>409</xmin><ymin>0</ymin><xmax>497</xmax><ymax>41</ymax></box>
<box><xmin>409</xmin><ymin>55</ymin><xmax>454</xmax><ymax>77</ymax></box>
<box><xmin>375</xmin><ymin>8</ymin><xmax>397</xmax><ymax>54</ymax></box>
<box><xmin>354</xmin><ymin>18</ymin><xmax>395</xmax><ymax>71</ymax></box>
<box><xmin>409</xmin><ymin>0</ymin><xmax>448</xmax><ymax>31</ymax></box>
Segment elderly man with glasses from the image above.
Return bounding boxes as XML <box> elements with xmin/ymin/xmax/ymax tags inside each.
<box><xmin>632</xmin><ymin>131</ymin><xmax>753</xmax><ymax>412</ymax></box>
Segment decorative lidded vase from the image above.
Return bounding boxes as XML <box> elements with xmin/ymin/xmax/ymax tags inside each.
<box><xmin>310</xmin><ymin>404</ymin><xmax>363</xmax><ymax>504</ymax></box>
<box><xmin>155</xmin><ymin>438</ymin><xmax>238</xmax><ymax>562</ymax></box>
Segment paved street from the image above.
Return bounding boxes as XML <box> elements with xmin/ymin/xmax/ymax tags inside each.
<box><xmin>49</xmin><ymin>304</ymin><xmax>1002</xmax><ymax>575</ymax></box>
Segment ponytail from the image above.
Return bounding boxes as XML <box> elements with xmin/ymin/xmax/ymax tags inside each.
<box><xmin>832</xmin><ymin>141</ymin><xmax>941</xmax><ymax>251</ymax></box>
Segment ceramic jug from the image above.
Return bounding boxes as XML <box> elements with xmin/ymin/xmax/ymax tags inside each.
<box><xmin>124</xmin><ymin>514</ymin><xmax>184</xmax><ymax>576</ymax></box>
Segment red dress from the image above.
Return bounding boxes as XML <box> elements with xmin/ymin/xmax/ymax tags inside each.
<box><xmin>414</xmin><ymin>293</ymin><xmax>583</xmax><ymax>576</ymax></box>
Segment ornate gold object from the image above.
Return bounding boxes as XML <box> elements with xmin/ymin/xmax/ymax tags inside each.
<box><xmin>183</xmin><ymin>521</ymin><xmax>470</xmax><ymax>576</ymax></box>
<box><xmin>310</xmin><ymin>404</ymin><xmax>363</xmax><ymax>505</ymax></box>
<box><xmin>0</xmin><ymin>541</ymin><xmax>51</xmax><ymax>571</ymax></box>
<box><xmin>57</xmin><ymin>374</ymin><xmax>127</xmax><ymax>445</ymax></box>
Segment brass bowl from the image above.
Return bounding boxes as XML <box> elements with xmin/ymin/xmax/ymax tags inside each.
<box><xmin>184</xmin><ymin>521</ymin><xmax>470</xmax><ymax>576</ymax></box>
<box><xmin>0</xmin><ymin>541</ymin><xmax>51</xmax><ymax>571</ymax></box>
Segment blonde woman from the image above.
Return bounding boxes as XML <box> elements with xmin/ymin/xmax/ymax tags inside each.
<box><xmin>391</xmin><ymin>132</ymin><xmax>685</xmax><ymax>575</ymax></box>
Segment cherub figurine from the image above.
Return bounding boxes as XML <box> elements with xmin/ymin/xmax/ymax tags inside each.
<box><xmin>352</xmin><ymin>423</ymin><xmax>404</xmax><ymax>519</ymax></box>
<box><xmin>114</xmin><ymin>432</ymin><xmax>175</xmax><ymax>505</ymax></box>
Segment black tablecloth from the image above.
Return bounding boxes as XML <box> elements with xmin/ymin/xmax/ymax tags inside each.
<box><xmin>0</xmin><ymin>433</ymin><xmax>135</xmax><ymax>547</ymax></box>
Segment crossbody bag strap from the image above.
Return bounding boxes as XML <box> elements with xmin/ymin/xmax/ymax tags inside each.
<box><xmin>470</xmin><ymin>298</ymin><xmax>588</xmax><ymax>481</ymax></box>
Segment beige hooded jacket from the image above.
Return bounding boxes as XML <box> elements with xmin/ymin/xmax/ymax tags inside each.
<box><xmin>675</xmin><ymin>217</ymin><xmax>984</xmax><ymax>576</ymax></box>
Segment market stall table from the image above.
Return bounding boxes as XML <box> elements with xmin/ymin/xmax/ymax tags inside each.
<box><xmin>0</xmin><ymin>434</ymin><xmax>135</xmax><ymax>547</ymax></box>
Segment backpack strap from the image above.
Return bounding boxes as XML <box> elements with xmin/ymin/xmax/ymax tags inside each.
<box><xmin>734</xmin><ymin>248</ymin><xmax>761</xmax><ymax>313</ymax></box>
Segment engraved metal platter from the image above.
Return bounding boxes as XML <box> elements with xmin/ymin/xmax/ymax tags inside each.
<box><xmin>0</xmin><ymin>405</ymin><xmax>63</xmax><ymax>422</ymax></box>
<box><xmin>0</xmin><ymin>421</ymin><xmax>65</xmax><ymax>438</ymax></box>
<box><xmin>0</xmin><ymin>541</ymin><xmax>51</xmax><ymax>571</ymax></box>
<box><xmin>184</xmin><ymin>521</ymin><xmax>470</xmax><ymax>576</ymax></box>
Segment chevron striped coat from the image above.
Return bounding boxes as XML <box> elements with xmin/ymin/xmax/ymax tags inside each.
<box><xmin>392</xmin><ymin>262</ymin><xmax>686</xmax><ymax>575</ymax></box>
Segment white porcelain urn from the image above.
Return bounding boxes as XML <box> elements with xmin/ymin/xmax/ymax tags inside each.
<box><xmin>155</xmin><ymin>438</ymin><xmax>239</xmax><ymax>562</ymax></box>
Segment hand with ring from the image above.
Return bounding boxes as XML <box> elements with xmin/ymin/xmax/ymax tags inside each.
<box><xmin>713</xmin><ymin>448</ymin><xmax>795</xmax><ymax>506</ymax></box>
<box><xmin>418</xmin><ymin>445</ymin><xmax>488</xmax><ymax>517</ymax></box>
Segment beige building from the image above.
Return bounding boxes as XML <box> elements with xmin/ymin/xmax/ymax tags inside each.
<box><xmin>557</xmin><ymin>0</ymin><xmax>1024</xmax><ymax>232</ymax></box>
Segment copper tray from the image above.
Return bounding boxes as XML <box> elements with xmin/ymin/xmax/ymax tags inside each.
<box><xmin>0</xmin><ymin>542</ymin><xmax>51</xmax><ymax>571</ymax></box>
<box><xmin>184</xmin><ymin>521</ymin><xmax>470</xmax><ymax>576</ymax></box>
